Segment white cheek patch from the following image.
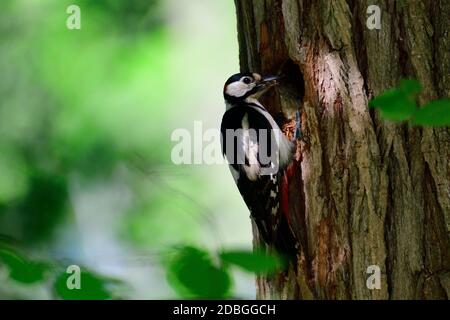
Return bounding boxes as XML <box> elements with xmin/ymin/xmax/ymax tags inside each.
<box><xmin>226</xmin><ymin>82</ymin><xmax>254</xmax><ymax>98</ymax></box>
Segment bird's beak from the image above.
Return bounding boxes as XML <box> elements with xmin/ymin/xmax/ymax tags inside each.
<box><xmin>262</xmin><ymin>75</ymin><xmax>279</xmax><ymax>83</ymax></box>
<box><xmin>256</xmin><ymin>75</ymin><xmax>279</xmax><ymax>91</ymax></box>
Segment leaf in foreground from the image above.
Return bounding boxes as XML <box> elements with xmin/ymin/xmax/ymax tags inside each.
<box><xmin>54</xmin><ymin>270</ymin><xmax>113</xmax><ymax>300</ymax></box>
<box><xmin>369</xmin><ymin>79</ymin><xmax>421</xmax><ymax>121</ymax></box>
<box><xmin>167</xmin><ymin>246</ymin><xmax>231</xmax><ymax>299</ymax></box>
<box><xmin>412</xmin><ymin>99</ymin><xmax>450</xmax><ymax>126</ymax></box>
<box><xmin>0</xmin><ymin>248</ymin><xmax>49</xmax><ymax>284</ymax></box>
<box><xmin>219</xmin><ymin>250</ymin><xmax>283</xmax><ymax>274</ymax></box>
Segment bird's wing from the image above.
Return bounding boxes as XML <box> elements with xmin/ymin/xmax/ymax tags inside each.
<box><xmin>220</xmin><ymin>106</ymin><xmax>276</xmax><ymax>176</ymax></box>
<box><xmin>220</xmin><ymin>106</ymin><xmax>281</xmax><ymax>243</ymax></box>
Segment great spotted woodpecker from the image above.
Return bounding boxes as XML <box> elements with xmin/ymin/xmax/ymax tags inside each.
<box><xmin>221</xmin><ymin>72</ymin><xmax>300</xmax><ymax>261</ymax></box>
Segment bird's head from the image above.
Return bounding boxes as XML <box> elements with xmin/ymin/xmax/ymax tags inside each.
<box><xmin>223</xmin><ymin>72</ymin><xmax>278</xmax><ymax>105</ymax></box>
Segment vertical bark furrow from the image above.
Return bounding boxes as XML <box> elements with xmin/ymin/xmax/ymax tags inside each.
<box><xmin>431</xmin><ymin>0</ymin><xmax>450</xmax><ymax>97</ymax></box>
<box><xmin>235</xmin><ymin>0</ymin><xmax>260</xmax><ymax>72</ymax></box>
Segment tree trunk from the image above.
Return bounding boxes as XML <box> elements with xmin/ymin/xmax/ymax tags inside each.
<box><xmin>234</xmin><ymin>0</ymin><xmax>450</xmax><ymax>300</ymax></box>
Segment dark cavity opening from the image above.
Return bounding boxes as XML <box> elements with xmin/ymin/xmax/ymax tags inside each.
<box><xmin>276</xmin><ymin>59</ymin><xmax>305</xmax><ymax>116</ymax></box>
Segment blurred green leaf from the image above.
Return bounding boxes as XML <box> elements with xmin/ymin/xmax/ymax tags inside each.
<box><xmin>0</xmin><ymin>145</ymin><xmax>28</xmax><ymax>204</ymax></box>
<box><xmin>167</xmin><ymin>246</ymin><xmax>231</xmax><ymax>299</ymax></box>
<box><xmin>0</xmin><ymin>247</ymin><xmax>50</xmax><ymax>284</ymax></box>
<box><xmin>77</xmin><ymin>0</ymin><xmax>163</xmax><ymax>33</ymax></box>
<box><xmin>398</xmin><ymin>78</ymin><xmax>422</xmax><ymax>95</ymax></box>
<box><xmin>19</xmin><ymin>171</ymin><xmax>69</xmax><ymax>243</ymax></box>
<box><xmin>370</xmin><ymin>79</ymin><xmax>421</xmax><ymax>121</ymax></box>
<box><xmin>412</xmin><ymin>99</ymin><xmax>450</xmax><ymax>126</ymax></box>
<box><xmin>219</xmin><ymin>250</ymin><xmax>283</xmax><ymax>274</ymax></box>
<box><xmin>54</xmin><ymin>269</ymin><xmax>113</xmax><ymax>300</ymax></box>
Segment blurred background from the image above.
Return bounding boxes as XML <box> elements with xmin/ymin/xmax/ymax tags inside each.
<box><xmin>0</xmin><ymin>0</ymin><xmax>254</xmax><ymax>299</ymax></box>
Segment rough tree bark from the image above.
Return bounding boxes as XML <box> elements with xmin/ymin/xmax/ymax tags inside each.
<box><xmin>234</xmin><ymin>0</ymin><xmax>450</xmax><ymax>299</ymax></box>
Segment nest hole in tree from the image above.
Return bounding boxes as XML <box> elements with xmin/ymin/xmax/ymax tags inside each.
<box><xmin>276</xmin><ymin>59</ymin><xmax>305</xmax><ymax>118</ymax></box>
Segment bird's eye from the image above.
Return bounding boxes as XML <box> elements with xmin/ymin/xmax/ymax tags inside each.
<box><xmin>242</xmin><ymin>77</ymin><xmax>252</xmax><ymax>84</ymax></box>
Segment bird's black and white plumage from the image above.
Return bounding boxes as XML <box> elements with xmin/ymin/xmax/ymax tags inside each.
<box><xmin>220</xmin><ymin>72</ymin><xmax>299</xmax><ymax>260</ymax></box>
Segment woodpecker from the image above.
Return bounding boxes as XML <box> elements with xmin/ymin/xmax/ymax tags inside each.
<box><xmin>221</xmin><ymin>72</ymin><xmax>300</xmax><ymax>261</ymax></box>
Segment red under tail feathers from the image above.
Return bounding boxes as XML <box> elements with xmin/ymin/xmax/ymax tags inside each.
<box><xmin>281</xmin><ymin>162</ymin><xmax>297</xmax><ymax>224</ymax></box>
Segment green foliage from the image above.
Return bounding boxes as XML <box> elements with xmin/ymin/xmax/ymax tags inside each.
<box><xmin>370</xmin><ymin>79</ymin><xmax>450</xmax><ymax>126</ymax></box>
<box><xmin>0</xmin><ymin>241</ymin><xmax>282</xmax><ymax>300</ymax></box>
<box><xmin>166</xmin><ymin>246</ymin><xmax>283</xmax><ymax>298</ymax></box>
<box><xmin>411</xmin><ymin>99</ymin><xmax>450</xmax><ymax>126</ymax></box>
<box><xmin>0</xmin><ymin>146</ymin><xmax>29</xmax><ymax>204</ymax></box>
<box><xmin>54</xmin><ymin>269</ymin><xmax>113</xmax><ymax>300</ymax></box>
<box><xmin>0</xmin><ymin>242</ymin><xmax>117</xmax><ymax>300</ymax></box>
<box><xmin>167</xmin><ymin>246</ymin><xmax>231</xmax><ymax>299</ymax></box>
<box><xmin>77</xmin><ymin>0</ymin><xmax>162</xmax><ymax>33</ymax></box>
<box><xmin>0</xmin><ymin>0</ymin><xmax>173</xmax><ymax>238</ymax></box>
<box><xmin>369</xmin><ymin>79</ymin><xmax>421</xmax><ymax>121</ymax></box>
<box><xmin>220</xmin><ymin>250</ymin><xmax>283</xmax><ymax>275</ymax></box>
<box><xmin>18</xmin><ymin>172</ymin><xmax>69</xmax><ymax>243</ymax></box>
<box><xmin>0</xmin><ymin>0</ymin><xmax>241</xmax><ymax>299</ymax></box>
<box><xmin>0</xmin><ymin>247</ymin><xmax>50</xmax><ymax>284</ymax></box>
